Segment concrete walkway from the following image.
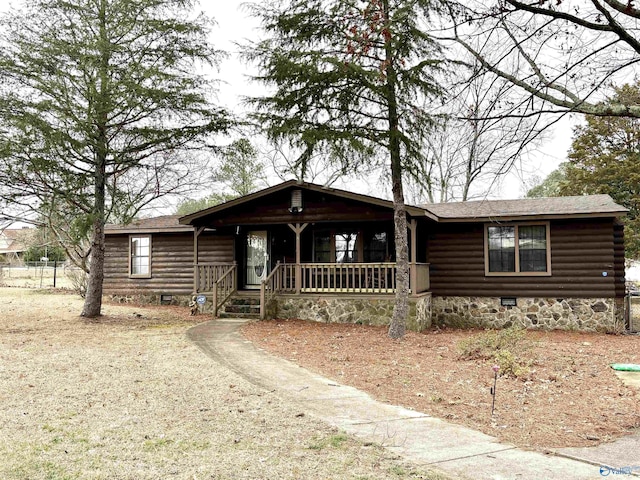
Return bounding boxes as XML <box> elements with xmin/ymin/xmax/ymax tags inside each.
<box><xmin>187</xmin><ymin>319</ymin><xmax>639</xmax><ymax>480</ymax></box>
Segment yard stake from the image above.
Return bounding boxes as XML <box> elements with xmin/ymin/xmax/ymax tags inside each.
<box><xmin>491</xmin><ymin>365</ymin><xmax>500</xmax><ymax>416</ymax></box>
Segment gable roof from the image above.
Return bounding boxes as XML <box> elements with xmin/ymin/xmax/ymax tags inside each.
<box><xmin>104</xmin><ymin>183</ymin><xmax>628</xmax><ymax>234</ymax></box>
<box><xmin>0</xmin><ymin>229</ymin><xmax>29</xmax><ymax>253</ymax></box>
<box><xmin>178</xmin><ymin>180</ymin><xmax>433</xmax><ymax>224</ymax></box>
<box><xmin>423</xmin><ymin>194</ymin><xmax>628</xmax><ymax>222</ymax></box>
<box><xmin>105</xmin><ymin>215</ymin><xmax>192</xmax><ymax>234</ymax></box>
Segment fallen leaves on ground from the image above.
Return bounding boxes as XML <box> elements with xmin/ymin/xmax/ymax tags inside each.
<box><xmin>242</xmin><ymin>319</ymin><xmax>640</xmax><ymax>449</ymax></box>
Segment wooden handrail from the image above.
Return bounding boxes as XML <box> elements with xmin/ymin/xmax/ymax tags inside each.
<box><xmin>212</xmin><ymin>264</ymin><xmax>237</xmax><ymax>317</ymax></box>
<box><xmin>260</xmin><ymin>262</ymin><xmax>281</xmax><ymax>319</ymax></box>
<box><xmin>299</xmin><ymin>262</ymin><xmax>397</xmax><ymax>294</ymax></box>
<box><xmin>195</xmin><ymin>262</ymin><xmax>236</xmax><ymax>293</ymax></box>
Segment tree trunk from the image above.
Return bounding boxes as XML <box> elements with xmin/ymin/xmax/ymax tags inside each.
<box><xmin>81</xmin><ymin>0</ymin><xmax>108</xmax><ymax>318</ymax></box>
<box><xmin>389</xmin><ymin>163</ymin><xmax>409</xmax><ymax>339</ymax></box>
<box><xmin>81</xmin><ymin>106</ymin><xmax>107</xmax><ymax>317</ymax></box>
<box><xmin>81</xmin><ymin>207</ymin><xmax>105</xmax><ymax>317</ymax></box>
<box><xmin>382</xmin><ymin>0</ymin><xmax>409</xmax><ymax>340</ymax></box>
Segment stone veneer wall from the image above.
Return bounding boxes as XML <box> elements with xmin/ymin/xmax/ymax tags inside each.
<box><xmin>432</xmin><ymin>296</ymin><xmax>625</xmax><ymax>333</ymax></box>
<box><xmin>271</xmin><ymin>294</ymin><xmax>432</xmax><ymax>332</ymax></box>
<box><xmin>105</xmin><ymin>293</ymin><xmax>212</xmax><ymax>311</ymax></box>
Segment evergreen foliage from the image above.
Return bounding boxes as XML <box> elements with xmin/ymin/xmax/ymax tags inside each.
<box><xmin>526</xmin><ymin>163</ymin><xmax>569</xmax><ymax>199</ymax></box>
<box><xmin>561</xmin><ymin>84</ymin><xmax>640</xmax><ymax>258</ymax></box>
<box><xmin>0</xmin><ymin>0</ymin><xmax>230</xmax><ymax>316</ymax></box>
<box><xmin>244</xmin><ymin>0</ymin><xmax>445</xmax><ymax>337</ymax></box>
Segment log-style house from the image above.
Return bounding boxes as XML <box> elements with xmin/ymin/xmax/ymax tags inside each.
<box><xmin>104</xmin><ymin>180</ymin><xmax>629</xmax><ymax>332</ymax></box>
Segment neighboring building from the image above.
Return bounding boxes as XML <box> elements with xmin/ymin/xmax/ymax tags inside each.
<box><xmin>0</xmin><ymin>228</ymin><xmax>29</xmax><ymax>265</ymax></box>
<box><xmin>104</xmin><ymin>181</ymin><xmax>628</xmax><ymax>333</ymax></box>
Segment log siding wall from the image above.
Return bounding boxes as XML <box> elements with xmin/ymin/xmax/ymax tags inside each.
<box><xmin>104</xmin><ymin>216</ymin><xmax>625</xmax><ymax>302</ymax></box>
<box><xmin>103</xmin><ymin>232</ymin><xmax>234</xmax><ymax>296</ymax></box>
<box><xmin>427</xmin><ymin>218</ymin><xmax>624</xmax><ymax>299</ymax></box>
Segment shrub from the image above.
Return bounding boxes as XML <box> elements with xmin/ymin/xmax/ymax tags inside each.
<box><xmin>457</xmin><ymin>327</ymin><xmax>535</xmax><ymax>378</ymax></box>
<box><xmin>65</xmin><ymin>266</ymin><xmax>87</xmax><ymax>298</ymax></box>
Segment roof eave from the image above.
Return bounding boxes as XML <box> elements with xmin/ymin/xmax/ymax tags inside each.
<box><xmin>179</xmin><ymin>180</ymin><xmax>300</xmax><ymax>225</ymax></box>
<box><xmin>105</xmin><ymin>227</ymin><xmax>194</xmax><ymax>235</ymax></box>
<box><xmin>435</xmin><ymin>211</ymin><xmax>628</xmax><ymax>223</ymax></box>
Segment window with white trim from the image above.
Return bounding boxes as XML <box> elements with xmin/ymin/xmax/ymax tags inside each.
<box><xmin>130</xmin><ymin>235</ymin><xmax>151</xmax><ymax>278</ymax></box>
<box><xmin>485</xmin><ymin>223</ymin><xmax>550</xmax><ymax>276</ymax></box>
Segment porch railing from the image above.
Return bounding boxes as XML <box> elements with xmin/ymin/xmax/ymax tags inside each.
<box><xmin>299</xmin><ymin>262</ymin><xmax>397</xmax><ymax>293</ymax></box>
<box><xmin>195</xmin><ymin>262</ymin><xmax>236</xmax><ymax>293</ymax></box>
<box><xmin>196</xmin><ymin>261</ymin><xmax>430</xmax><ymax>319</ymax></box>
<box><xmin>260</xmin><ymin>262</ymin><xmax>296</xmax><ymax>319</ymax></box>
<box><xmin>212</xmin><ymin>264</ymin><xmax>237</xmax><ymax>317</ymax></box>
<box><xmin>194</xmin><ymin>262</ymin><xmax>237</xmax><ymax>317</ymax></box>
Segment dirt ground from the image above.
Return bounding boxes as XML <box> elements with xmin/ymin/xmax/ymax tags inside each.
<box><xmin>0</xmin><ymin>288</ymin><xmax>446</xmax><ymax>480</ymax></box>
<box><xmin>242</xmin><ymin>319</ymin><xmax>640</xmax><ymax>450</ymax></box>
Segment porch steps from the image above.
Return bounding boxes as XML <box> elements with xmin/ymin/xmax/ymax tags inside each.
<box><xmin>218</xmin><ymin>294</ymin><xmax>261</xmax><ymax>319</ymax></box>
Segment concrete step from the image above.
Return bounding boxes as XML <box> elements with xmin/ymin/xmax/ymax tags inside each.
<box><xmin>223</xmin><ymin>304</ymin><xmax>260</xmax><ymax>315</ymax></box>
<box><xmin>225</xmin><ymin>296</ymin><xmax>260</xmax><ymax>305</ymax></box>
<box><xmin>218</xmin><ymin>311</ymin><xmax>260</xmax><ymax>320</ymax></box>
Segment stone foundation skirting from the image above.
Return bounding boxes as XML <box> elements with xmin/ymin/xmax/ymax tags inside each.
<box><xmin>105</xmin><ymin>292</ymin><xmax>626</xmax><ymax>333</ymax></box>
<box><xmin>432</xmin><ymin>296</ymin><xmax>625</xmax><ymax>333</ymax></box>
<box><xmin>105</xmin><ymin>293</ymin><xmax>205</xmax><ymax>309</ymax></box>
<box><xmin>271</xmin><ymin>294</ymin><xmax>432</xmax><ymax>332</ymax></box>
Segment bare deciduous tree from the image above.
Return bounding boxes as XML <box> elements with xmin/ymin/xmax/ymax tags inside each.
<box><xmin>444</xmin><ymin>0</ymin><xmax>640</xmax><ymax>118</ymax></box>
<box><xmin>405</xmin><ymin>64</ymin><xmax>547</xmax><ymax>204</ymax></box>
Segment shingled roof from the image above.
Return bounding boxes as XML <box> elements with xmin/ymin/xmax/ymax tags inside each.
<box><xmin>423</xmin><ymin>194</ymin><xmax>628</xmax><ymax>222</ymax></box>
<box><xmin>0</xmin><ymin>228</ymin><xmax>29</xmax><ymax>253</ymax></box>
<box><xmin>105</xmin><ymin>215</ymin><xmax>192</xmax><ymax>234</ymax></box>
<box><xmin>105</xmin><ymin>189</ymin><xmax>628</xmax><ymax>233</ymax></box>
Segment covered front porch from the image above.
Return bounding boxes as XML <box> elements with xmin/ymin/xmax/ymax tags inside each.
<box><xmin>193</xmin><ymin>219</ymin><xmax>430</xmax><ymax>318</ymax></box>
<box><xmin>195</xmin><ymin>259</ymin><xmax>430</xmax><ymax>318</ymax></box>
<box><xmin>180</xmin><ymin>181</ymin><xmax>433</xmax><ymax>320</ymax></box>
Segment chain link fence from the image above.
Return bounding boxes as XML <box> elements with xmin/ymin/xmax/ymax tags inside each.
<box><xmin>0</xmin><ymin>262</ymin><xmax>83</xmax><ymax>290</ymax></box>
<box><xmin>627</xmin><ymin>293</ymin><xmax>640</xmax><ymax>333</ymax></box>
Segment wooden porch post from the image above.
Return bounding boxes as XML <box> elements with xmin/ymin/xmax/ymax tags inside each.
<box><xmin>288</xmin><ymin>223</ymin><xmax>308</xmax><ymax>294</ymax></box>
<box><xmin>409</xmin><ymin>219</ymin><xmax>417</xmax><ymax>296</ymax></box>
<box><xmin>193</xmin><ymin>227</ymin><xmax>205</xmax><ymax>293</ymax></box>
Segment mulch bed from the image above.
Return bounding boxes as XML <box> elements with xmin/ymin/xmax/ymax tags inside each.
<box><xmin>242</xmin><ymin>320</ymin><xmax>640</xmax><ymax>449</ymax></box>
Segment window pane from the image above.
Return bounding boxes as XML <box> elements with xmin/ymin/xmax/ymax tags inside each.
<box><xmin>489</xmin><ymin>249</ymin><xmax>515</xmax><ymax>272</ymax></box>
<box><xmin>335</xmin><ymin>232</ymin><xmax>358</xmax><ymax>263</ymax></box>
<box><xmin>365</xmin><ymin>232</ymin><xmax>387</xmax><ymax>262</ymax></box>
<box><xmin>313</xmin><ymin>232</ymin><xmax>330</xmax><ymax>263</ymax></box>
<box><xmin>519</xmin><ymin>226</ymin><xmax>547</xmax><ymax>272</ymax></box>
<box><xmin>519</xmin><ymin>249</ymin><xmax>547</xmax><ymax>272</ymax></box>
<box><xmin>131</xmin><ymin>236</ymin><xmax>150</xmax><ymax>275</ymax></box>
<box><xmin>487</xmin><ymin>226</ymin><xmax>515</xmax><ymax>272</ymax></box>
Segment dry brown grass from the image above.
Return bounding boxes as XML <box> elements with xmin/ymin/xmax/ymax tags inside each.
<box><xmin>0</xmin><ymin>265</ymin><xmax>75</xmax><ymax>289</ymax></box>
<box><xmin>0</xmin><ymin>288</ymin><xmax>447</xmax><ymax>480</ymax></box>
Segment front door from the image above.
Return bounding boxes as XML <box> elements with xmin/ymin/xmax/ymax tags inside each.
<box><xmin>245</xmin><ymin>230</ymin><xmax>269</xmax><ymax>289</ymax></box>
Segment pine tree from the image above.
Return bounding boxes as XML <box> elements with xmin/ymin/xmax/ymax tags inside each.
<box><xmin>245</xmin><ymin>0</ymin><xmax>444</xmax><ymax>337</ymax></box>
<box><xmin>0</xmin><ymin>0</ymin><xmax>230</xmax><ymax>316</ymax></box>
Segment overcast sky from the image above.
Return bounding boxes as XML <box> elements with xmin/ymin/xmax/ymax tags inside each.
<box><xmin>204</xmin><ymin>1</ymin><xmax>575</xmax><ymax>200</ymax></box>
<box><xmin>0</xmin><ymin>0</ymin><xmax>573</xmax><ymax>205</ymax></box>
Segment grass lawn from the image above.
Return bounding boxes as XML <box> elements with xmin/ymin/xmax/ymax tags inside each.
<box><xmin>0</xmin><ymin>288</ymin><xmax>447</xmax><ymax>480</ymax></box>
